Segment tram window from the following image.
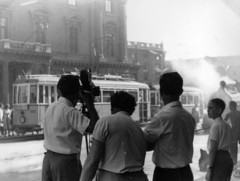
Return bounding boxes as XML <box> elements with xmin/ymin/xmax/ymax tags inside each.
<box><xmin>128</xmin><ymin>91</ymin><xmax>138</xmax><ymax>102</ymax></box>
<box><xmin>94</xmin><ymin>96</ymin><xmax>101</xmax><ymax>103</ymax></box>
<box><xmin>45</xmin><ymin>86</ymin><xmax>49</xmax><ymax>103</ymax></box>
<box><xmin>181</xmin><ymin>95</ymin><xmax>187</xmax><ymax>104</ymax></box>
<box><xmin>157</xmin><ymin>92</ymin><xmax>160</xmax><ymax>105</ymax></box>
<box><xmin>194</xmin><ymin>95</ymin><xmax>199</xmax><ymax>104</ymax></box>
<box><xmin>103</xmin><ymin>90</ymin><xmax>114</xmax><ymax>102</ymax></box>
<box><xmin>51</xmin><ymin>86</ymin><xmax>55</xmax><ymax>103</ymax></box>
<box><xmin>188</xmin><ymin>95</ymin><xmax>193</xmax><ymax>104</ymax></box>
<box><xmin>39</xmin><ymin>85</ymin><xmax>43</xmax><ymax>103</ymax></box>
<box><xmin>30</xmin><ymin>85</ymin><xmax>37</xmax><ymax>103</ymax></box>
<box><xmin>18</xmin><ymin>85</ymin><xmax>28</xmax><ymax>104</ymax></box>
<box><xmin>151</xmin><ymin>92</ymin><xmax>155</xmax><ymax>105</ymax></box>
<box><xmin>143</xmin><ymin>89</ymin><xmax>147</xmax><ymax>102</ymax></box>
<box><xmin>13</xmin><ymin>86</ymin><xmax>17</xmax><ymax>104</ymax></box>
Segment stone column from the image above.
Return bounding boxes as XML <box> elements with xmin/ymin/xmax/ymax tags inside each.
<box><xmin>119</xmin><ymin>0</ymin><xmax>128</xmax><ymax>62</ymax></box>
<box><xmin>2</xmin><ymin>62</ymin><xmax>9</xmax><ymax>104</ymax></box>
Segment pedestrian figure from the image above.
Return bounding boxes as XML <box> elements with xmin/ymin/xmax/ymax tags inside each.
<box><xmin>192</xmin><ymin>102</ymin><xmax>200</xmax><ymax>129</ymax></box>
<box><xmin>205</xmin><ymin>98</ymin><xmax>233</xmax><ymax>181</ymax></box>
<box><xmin>42</xmin><ymin>75</ymin><xmax>99</xmax><ymax>181</ymax></box>
<box><xmin>80</xmin><ymin>91</ymin><xmax>148</xmax><ymax>181</ymax></box>
<box><xmin>224</xmin><ymin>101</ymin><xmax>240</xmax><ymax>169</ymax></box>
<box><xmin>144</xmin><ymin>72</ymin><xmax>195</xmax><ymax>181</ymax></box>
<box><xmin>3</xmin><ymin>104</ymin><xmax>12</xmax><ymax>137</ymax></box>
<box><xmin>0</xmin><ymin>103</ymin><xmax>4</xmax><ymax>136</ymax></box>
<box><xmin>210</xmin><ymin>80</ymin><xmax>232</xmax><ymax>118</ymax></box>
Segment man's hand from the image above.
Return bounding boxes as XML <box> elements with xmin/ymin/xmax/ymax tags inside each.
<box><xmin>79</xmin><ymin>91</ymin><xmax>94</xmax><ymax>106</ymax></box>
<box><xmin>205</xmin><ymin>168</ymin><xmax>212</xmax><ymax>181</ymax></box>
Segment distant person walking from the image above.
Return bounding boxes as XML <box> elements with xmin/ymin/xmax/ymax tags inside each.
<box><xmin>205</xmin><ymin>98</ymin><xmax>233</xmax><ymax>181</ymax></box>
<box><xmin>192</xmin><ymin>103</ymin><xmax>200</xmax><ymax>129</ymax></box>
<box><xmin>210</xmin><ymin>80</ymin><xmax>232</xmax><ymax>118</ymax></box>
<box><xmin>224</xmin><ymin>101</ymin><xmax>240</xmax><ymax>169</ymax></box>
<box><xmin>144</xmin><ymin>72</ymin><xmax>195</xmax><ymax>181</ymax></box>
<box><xmin>0</xmin><ymin>103</ymin><xmax>4</xmax><ymax>136</ymax></box>
<box><xmin>3</xmin><ymin>104</ymin><xmax>12</xmax><ymax>137</ymax></box>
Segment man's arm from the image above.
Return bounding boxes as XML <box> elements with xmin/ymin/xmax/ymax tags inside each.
<box><xmin>224</xmin><ymin>113</ymin><xmax>229</xmax><ymax>122</ymax></box>
<box><xmin>80</xmin><ymin>139</ymin><xmax>104</xmax><ymax>181</ymax></box>
<box><xmin>81</xmin><ymin>91</ymin><xmax>99</xmax><ymax>134</ymax></box>
<box><xmin>144</xmin><ymin>116</ymin><xmax>163</xmax><ymax>151</ymax></box>
<box><xmin>205</xmin><ymin>140</ymin><xmax>218</xmax><ymax>181</ymax></box>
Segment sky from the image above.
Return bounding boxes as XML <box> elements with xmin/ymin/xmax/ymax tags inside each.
<box><xmin>126</xmin><ymin>0</ymin><xmax>240</xmax><ymax>60</ymax></box>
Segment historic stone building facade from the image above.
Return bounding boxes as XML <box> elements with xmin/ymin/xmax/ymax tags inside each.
<box><xmin>0</xmin><ymin>0</ymin><xmax>147</xmax><ymax>104</ymax></box>
<box><xmin>127</xmin><ymin>41</ymin><xmax>165</xmax><ymax>85</ymax></box>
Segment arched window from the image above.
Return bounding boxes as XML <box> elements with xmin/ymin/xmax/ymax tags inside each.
<box><xmin>30</xmin><ymin>9</ymin><xmax>50</xmax><ymax>44</ymax></box>
<box><xmin>65</xmin><ymin>16</ymin><xmax>82</xmax><ymax>53</ymax></box>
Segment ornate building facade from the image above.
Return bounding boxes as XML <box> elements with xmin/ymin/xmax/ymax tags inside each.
<box><xmin>0</xmin><ymin>0</ymin><xmax>147</xmax><ymax>104</ymax></box>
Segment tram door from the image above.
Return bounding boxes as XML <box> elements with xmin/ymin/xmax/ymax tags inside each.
<box><xmin>139</xmin><ymin>89</ymin><xmax>148</xmax><ymax>122</ymax></box>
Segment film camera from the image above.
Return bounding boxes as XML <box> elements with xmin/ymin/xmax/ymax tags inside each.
<box><xmin>79</xmin><ymin>68</ymin><xmax>100</xmax><ymax>116</ymax></box>
<box><xmin>79</xmin><ymin>68</ymin><xmax>100</xmax><ymax>97</ymax></box>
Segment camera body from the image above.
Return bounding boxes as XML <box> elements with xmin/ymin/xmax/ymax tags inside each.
<box><xmin>79</xmin><ymin>68</ymin><xmax>100</xmax><ymax>97</ymax></box>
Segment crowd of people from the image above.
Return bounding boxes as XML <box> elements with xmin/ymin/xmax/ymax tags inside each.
<box><xmin>0</xmin><ymin>103</ymin><xmax>13</xmax><ymax>137</ymax></box>
<box><xmin>40</xmin><ymin>72</ymin><xmax>239</xmax><ymax>181</ymax></box>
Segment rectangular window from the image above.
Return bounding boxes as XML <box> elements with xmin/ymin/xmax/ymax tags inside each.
<box><xmin>69</xmin><ymin>0</ymin><xmax>76</xmax><ymax>6</ymax></box>
<box><xmin>39</xmin><ymin>85</ymin><xmax>43</xmax><ymax>103</ymax></box>
<box><xmin>30</xmin><ymin>85</ymin><xmax>37</xmax><ymax>104</ymax></box>
<box><xmin>105</xmin><ymin>0</ymin><xmax>112</xmax><ymax>12</ymax></box>
<box><xmin>102</xmin><ymin>90</ymin><xmax>114</xmax><ymax>102</ymax></box>
<box><xmin>69</xmin><ymin>27</ymin><xmax>78</xmax><ymax>53</ymax></box>
<box><xmin>187</xmin><ymin>95</ymin><xmax>193</xmax><ymax>104</ymax></box>
<box><xmin>105</xmin><ymin>33</ymin><xmax>114</xmax><ymax>57</ymax></box>
<box><xmin>18</xmin><ymin>85</ymin><xmax>29</xmax><ymax>104</ymax></box>
<box><xmin>35</xmin><ymin>22</ymin><xmax>46</xmax><ymax>44</ymax></box>
<box><xmin>45</xmin><ymin>86</ymin><xmax>49</xmax><ymax>104</ymax></box>
<box><xmin>50</xmin><ymin>86</ymin><xmax>55</xmax><ymax>103</ymax></box>
<box><xmin>181</xmin><ymin>94</ymin><xmax>187</xmax><ymax>105</ymax></box>
<box><xmin>0</xmin><ymin>18</ymin><xmax>8</xmax><ymax>39</ymax></box>
<box><xmin>150</xmin><ymin>92</ymin><xmax>156</xmax><ymax>106</ymax></box>
<box><xmin>128</xmin><ymin>90</ymin><xmax>138</xmax><ymax>102</ymax></box>
<box><xmin>13</xmin><ymin>86</ymin><xmax>17</xmax><ymax>104</ymax></box>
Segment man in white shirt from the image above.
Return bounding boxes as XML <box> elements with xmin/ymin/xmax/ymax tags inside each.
<box><xmin>42</xmin><ymin>74</ymin><xmax>99</xmax><ymax>181</ymax></box>
<box><xmin>144</xmin><ymin>72</ymin><xmax>195</xmax><ymax>181</ymax></box>
<box><xmin>80</xmin><ymin>91</ymin><xmax>148</xmax><ymax>181</ymax></box>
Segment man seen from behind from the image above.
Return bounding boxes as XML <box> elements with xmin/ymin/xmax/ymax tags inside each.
<box><xmin>42</xmin><ymin>74</ymin><xmax>99</xmax><ymax>181</ymax></box>
<box><xmin>80</xmin><ymin>91</ymin><xmax>148</xmax><ymax>181</ymax></box>
<box><xmin>144</xmin><ymin>72</ymin><xmax>195</xmax><ymax>181</ymax></box>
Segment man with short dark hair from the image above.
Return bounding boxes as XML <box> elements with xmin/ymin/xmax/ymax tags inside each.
<box><xmin>224</xmin><ymin>101</ymin><xmax>240</xmax><ymax>169</ymax></box>
<box><xmin>144</xmin><ymin>72</ymin><xmax>195</xmax><ymax>181</ymax></box>
<box><xmin>80</xmin><ymin>91</ymin><xmax>148</xmax><ymax>181</ymax></box>
<box><xmin>205</xmin><ymin>98</ymin><xmax>233</xmax><ymax>181</ymax></box>
<box><xmin>42</xmin><ymin>74</ymin><xmax>99</xmax><ymax>181</ymax></box>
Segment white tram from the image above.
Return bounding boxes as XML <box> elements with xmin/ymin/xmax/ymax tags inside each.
<box><xmin>12</xmin><ymin>74</ymin><xmax>150</xmax><ymax>135</ymax></box>
<box><xmin>150</xmin><ymin>85</ymin><xmax>204</xmax><ymax>118</ymax></box>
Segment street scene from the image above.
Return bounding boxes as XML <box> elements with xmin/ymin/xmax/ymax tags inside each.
<box><xmin>0</xmin><ymin>0</ymin><xmax>240</xmax><ymax>181</ymax></box>
<box><xmin>1</xmin><ymin>131</ymin><xmax>239</xmax><ymax>181</ymax></box>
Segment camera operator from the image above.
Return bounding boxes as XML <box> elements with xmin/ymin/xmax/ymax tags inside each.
<box><xmin>42</xmin><ymin>74</ymin><xmax>99</xmax><ymax>181</ymax></box>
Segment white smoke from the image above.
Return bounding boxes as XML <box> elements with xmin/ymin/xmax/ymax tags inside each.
<box><xmin>169</xmin><ymin>59</ymin><xmax>234</xmax><ymax>103</ymax></box>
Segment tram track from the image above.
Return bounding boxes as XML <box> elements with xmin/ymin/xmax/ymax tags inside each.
<box><xmin>0</xmin><ymin>134</ymin><xmax>44</xmax><ymax>143</ymax></box>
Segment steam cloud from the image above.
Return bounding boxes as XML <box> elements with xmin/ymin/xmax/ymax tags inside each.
<box><xmin>169</xmin><ymin>59</ymin><xmax>235</xmax><ymax>103</ymax></box>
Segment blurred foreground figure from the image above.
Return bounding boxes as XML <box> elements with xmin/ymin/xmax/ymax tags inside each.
<box><xmin>205</xmin><ymin>98</ymin><xmax>233</xmax><ymax>181</ymax></box>
<box><xmin>42</xmin><ymin>75</ymin><xmax>99</xmax><ymax>181</ymax></box>
<box><xmin>144</xmin><ymin>72</ymin><xmax>195</xmax><ymax>181</ymax></box>
<box><xmin>224</xmin><ymin>101</ymin><xmax>240</xmax><ymax>169</ymax></box>
<box><xmin>80</xmin><ymin>91</ymin><xmax>148</xmax><ymax>181</ymax></box>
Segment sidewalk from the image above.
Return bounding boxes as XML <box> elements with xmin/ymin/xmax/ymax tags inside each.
<box><xmin>0</xmin><ymin>134</ymin><xmax>240</xmax><ymax>181</ymax></box>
